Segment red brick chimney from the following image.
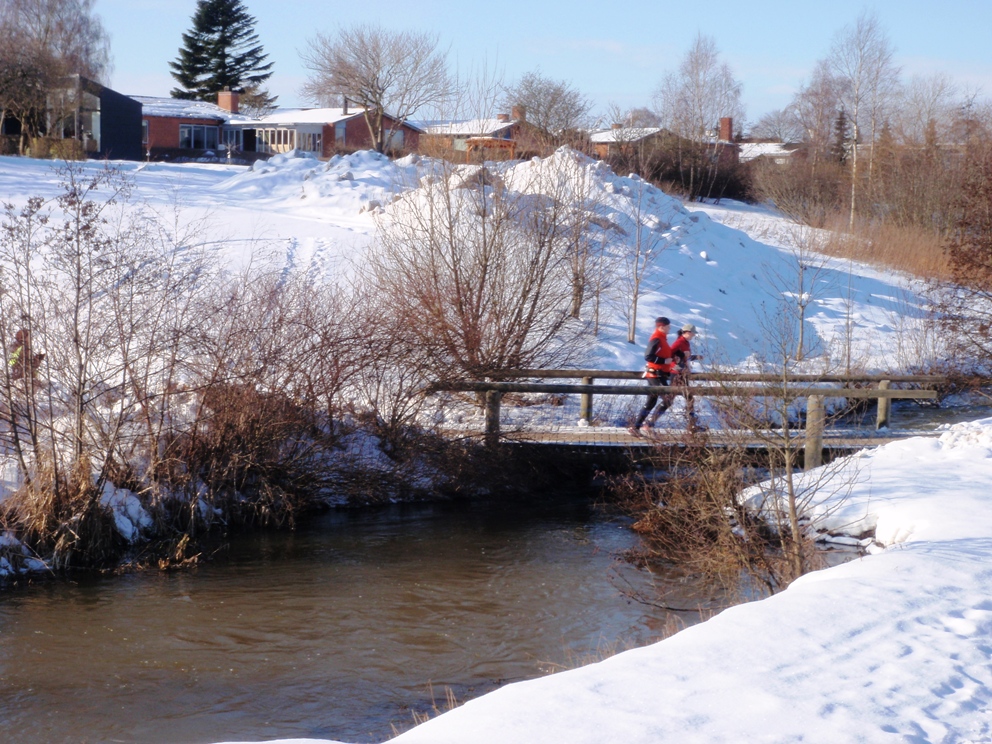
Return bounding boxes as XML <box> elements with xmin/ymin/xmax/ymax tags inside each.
<box><xmin>496</xmin><ymin>113</ymin><xmax>510</xmax><ymax>122</ymax></box>
<box><xmin>611</xmin><ymin>122</ymin><xmax>623</xmax><ymax>130</ymax></box>
<box><xmin>511</xmin><ymin>105</ymin><xmax>526</xmax><ymax>121</ymax></box>
<box><xmin>719</xmin><ymin>116</ymin><xmax>733</xmax><ymax>141</ymax></box>
<box><xmin>217</xmin><ymin>88</ymin><xmax>239</xmax><ymax>114</ymax></box>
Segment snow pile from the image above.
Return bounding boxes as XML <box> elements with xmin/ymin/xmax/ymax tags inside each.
<box><xmin>99</xmin><ymin>483</ymin><xmax>154</xmax><ymax>543</ymax></box>
<box><xmin>372</xmin><ymin>147</ymin><xmax>932</xmax><ymax>373</ymax></box>
<box><xmin>214</xmin><ymin>149</ymin><xmax>421</xmax><ymax>217</ymax></box>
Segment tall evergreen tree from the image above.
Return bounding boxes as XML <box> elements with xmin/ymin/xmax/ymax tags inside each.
<box><xmin>831</xmin><ymin>108</ymin><xmax>850</xmax><ymax>164</ymax></box>
<box><xmin>169</xmin><ymin>0</ymin><xmax>275</xmax><ymax>105</ymax></box>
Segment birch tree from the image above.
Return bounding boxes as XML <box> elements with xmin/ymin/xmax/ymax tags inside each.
<box><xmin>652</xmin><ymin>34</ymin><xmax>744</xmax><ymax>200</ymax></box>
<box><xmin>828</xmin><ymin>11</ymin><xmax>898</xmax><ymax>227</ymax></box>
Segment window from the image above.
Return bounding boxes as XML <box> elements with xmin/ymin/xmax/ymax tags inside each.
<box><xmin>384</xmin><ymin>129</ymin><xmax>404</xmax><ymax>151</ymax></box>
<box><xmin>179</xmin><ymin>124</ymin><xmax>220</xmax><ymax>150</ymax></box>
<box><xmin>142</xmin><ymin>120</ymin><xmax>149</xmax><ymax>145</ymax></box>
<box><xmin>299</xmin><ymin>132</ymin><xmax>322</xmax><ymax>153</ymax></box>
<box><xmin>222</xmin><ymin>128</ymin><xmax>241</xmax><ymax>149</ymax></box>
<box><xmin>335</xmin><ymin>121</ymin><xmax>346</xmax><ymax>145</ymax></box>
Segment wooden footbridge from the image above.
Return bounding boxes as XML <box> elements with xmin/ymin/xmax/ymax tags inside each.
<box><xmin>431</xmin><ymin>370</ymin><xmax>946</xmax><ymax>468</ymax></box>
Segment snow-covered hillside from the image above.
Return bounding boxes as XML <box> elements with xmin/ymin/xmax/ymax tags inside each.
<box><xmin>0</xmin><ymin>150</ymin><xmax>935</xmax><ymax>374</ymax></box>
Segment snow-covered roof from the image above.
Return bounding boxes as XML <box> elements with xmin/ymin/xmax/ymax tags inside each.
<box><xmin>252</xmin><ymin>107</ymin><xmax>364</xmax><ymax>126</ymax></box>
<box><xmin>243</xmin><ymin>107</ymin><xmax>424</xmax><ymax>132</ymax></box>
<box><xmin>740</xmin><ymin>142</ymin><xmax>796</xmax><ymax>162</ymax></box>
<box><xmin>131</xmin><ymin>96</ymin><xmax>251</xmax><ymax>123</ymax></box>
<box><xmin>589</xmin><ymin>127</ymin><xmax>664</xmax><ymax>144</ymax></box>
<box><xmin>423</xmin><ymin>118</ymin><xmax>516</xmax><ymax>137</ymax></box>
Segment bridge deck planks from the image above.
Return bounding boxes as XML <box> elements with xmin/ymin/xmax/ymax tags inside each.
<box><xmin>444</xmin><ymin>426</ymin><xmax>940</xmax><ymax>448</ymax></box>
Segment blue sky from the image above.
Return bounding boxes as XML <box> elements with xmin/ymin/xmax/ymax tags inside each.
<box><xmin>99</xmin><ymin>0</ymin><xmax>992</xmax><ymax>127</ymax></box>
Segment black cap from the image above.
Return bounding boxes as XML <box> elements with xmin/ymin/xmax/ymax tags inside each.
<box><xmin>655</xmin><ymin>316</ymin><xmax>670</xmax><ymax>325</ymax></box>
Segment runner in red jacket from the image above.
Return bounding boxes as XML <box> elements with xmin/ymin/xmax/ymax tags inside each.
<box><xmin>671</xmin><ymin>323</ymin><xmax>705</xmax><ymax>430</ymax></box>
<box><xmin>630</xmin><ymin>317</ymin><xmax>674</xmax><ymax>433</ymax></box>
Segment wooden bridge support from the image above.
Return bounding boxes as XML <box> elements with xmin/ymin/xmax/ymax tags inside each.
<box><xmin>485</xmin><ymin>390</ymin><xmax>502</xmax><ymax>447</ymax></box>
<box><xmin>876</xmin><ymin>379</ymin><xmax>891</xmax><ymax>430</ymax></box>
<box><xmin>804</xmin><ymin>395</ymin><xmax>825</xmax><ymax>470</ymax></box>
<box><xmin>579</xmin><ymin>376</ymin><xmax>593</xmax><ymax>423</ymax></box>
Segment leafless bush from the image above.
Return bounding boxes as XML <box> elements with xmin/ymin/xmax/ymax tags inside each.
<box><xmin>0</xmin><ymin>164</ymin><xmax>380</xmax><ymax>569</ymax></box>
<box><xmin>365</xmin><ymin>157</ymin><xmax>592</xmax><ymax>382</ymax></box>
<box><xmin>612</xmin><ymin>445</ymin><xmax>812</xmax><ymax>599</ymax></box>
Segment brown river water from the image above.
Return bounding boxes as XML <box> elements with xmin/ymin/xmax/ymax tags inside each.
<box><xmin>0</xmin><ymin>495</ymin><xmax>712</xmax><ymax>744</ymax></box>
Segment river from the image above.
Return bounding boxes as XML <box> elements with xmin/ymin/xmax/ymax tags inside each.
<box><xmin>0</xmin><ymin>494</ymin><xmax>710</xmax><ymax>744</ymax></box>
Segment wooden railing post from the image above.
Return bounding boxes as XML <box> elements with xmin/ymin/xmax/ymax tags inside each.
<box><xmin>805</xmin><ymin>395</ymin><xmax>824</xmax><ymax>469</ymax></box>
<box><xmin>579</xmin><ymin>376</ymin><xmax>593</xmax><ymax>424</ymax></box>
<box><xmin>876</xmin><ymin>379</ymin><xmax>891</xmax><ymax>430</ymax></box>
<box><xmin>485</xmin><ymin>390</ymin><xmax>502</xmax><ymax>447</ymax></box>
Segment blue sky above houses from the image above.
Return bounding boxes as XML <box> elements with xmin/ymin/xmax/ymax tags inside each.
<box><xmin>98</xmin><ymin>0</ymin><xmax>992</xmax><ymax>128</ymax></box>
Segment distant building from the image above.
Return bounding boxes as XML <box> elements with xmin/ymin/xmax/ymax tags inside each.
<box><xmin>133</xmin><ymin>90</ymin><xmax>253</xmax><ymax>161</ymax></box>
<box><xmin>12</xmin><ymin>75</ymin><xmax>143</xmax><ymax>160</ymax></box>
<box><xmin>589</xmin><ymin>116</ymin><xmax>740</xmax><ymax>168</ymax></box>
<box><xmin>242</xmin><ymin>104</ymin><xmax>422</xmax><ymax>158</ymax></box>
<box><xmin>421</xmin><ymin>106</ymin><xmax>537</xmax><ymax>160</ymax></box>
<box><xmin>589</xmin><ymin>125</ymin><xmax>667</xmax><ymax>160</ymax></box>
<box><xmin>739</xmin><ymin>141</ymin><xmax>800</xmax><ymax>165</ymax></box>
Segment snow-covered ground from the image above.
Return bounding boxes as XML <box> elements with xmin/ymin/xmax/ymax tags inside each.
<box><xmin>1</xmin><ymin>152</ymin><xmax>986</xmax><ymax>741</ymax></box>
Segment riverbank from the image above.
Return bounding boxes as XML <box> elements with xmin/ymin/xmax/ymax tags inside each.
<box><xmin>219</xmin><ymin>416</ymin><xmax>992</xmax><ymax>743</ymax></box>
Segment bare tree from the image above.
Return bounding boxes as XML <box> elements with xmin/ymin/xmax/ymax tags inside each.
<box><xmin>763</xmin><ymin>226</ymin><xmax>834</xmax><ymax>361</ymax></box>
<box><xmin>751</xmin><ymin>108</ymin><xmax>803</xmax><ymax>143</ymax></box>
<box><xmin>619</xmin><ymin>179</ymin><xmax>672</xmax><ymax>343</ymax></box>
<box><xmin>502</xmin><ymin>70</ymin><xmax>592</xmax><ymax>150</ymax></box>
<box><xmin>4</xmin><ymin>0</ymin><xmax>110</xmax><ymax>81</ymax></box>
<box><xmin>652</xmin><ymin>34</ymin><xmax>745</xmax><ymax>199</ymax></box>
<box><xmin>894</xmin><ymin>72</ymin><xmax>957</xmax><ymax>146</ymax></box>
<box><xmin>791</xmin><ymin>60</ymin><xmax>844</xmax><ymax>169</ymax></box>
<box><xmin>0</xmin><ymin>0</ymin><xmax>111</xmax><ymax>151</ymax></box>
<box><xmin>365</xmin><ymin>157</ymin><xmax>589</xmax><ymax>379</ymax></box>
<box><xmin>828</xmin><ymin>10</ymin><xmax>898</xmax><ymax>227</ymax></box>
<box><xmin>300</xmin><ymin>24</ymin><xmax>452</xmax><ymax>153</ymax></box>
<box><xmin>626</xmin><ymin>107</ymin><xmax>662</xmax><ymax>128</ymax></box>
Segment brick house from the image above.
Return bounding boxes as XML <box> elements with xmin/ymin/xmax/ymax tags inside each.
<box><xmin>133</xmin><ymin>90</ymin><xmax>251</xmax><ymax>160</ymax></box>
<box><xmin>422</xmin><ymin>106</ymin><xmax>537</xmax><ymax>160</ymax></box>
<box><xmin>242</xmin><ymin>104</ymin><xmax>422</xmax><ymax>157</ymax></box>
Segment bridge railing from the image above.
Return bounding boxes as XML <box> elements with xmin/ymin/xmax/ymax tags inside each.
<box><xmin>430</xmin><ymin>371</ymin><xmax>945</xmax><ymax>466</ymax></box>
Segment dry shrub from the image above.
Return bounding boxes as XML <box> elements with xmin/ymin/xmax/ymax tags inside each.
<box><xmin>27</xmin><ymin>137</ymin><xmax>86</xmax><ymax>160</ymax></box>
<box><xmin>613</xmin><ymin>444</ymin><xmax>815</xmax><ymax>598</ymax></box>
<box><xmin>813</xmin><ymin>214</ymin><xmax>950</xmax><ymax>280</ymax></box>
<box><xmin>2</xmin><ymin>459</ymin><xmax>124</xmax><ymax>571</ymax></box>
<box><xmin>0</xmin><ymin>135</ymin><xmax>18</xmax><ymax>155</ymax></box>
<box><xmin>171</xmin><ymin>383</ymin><xmax>329</xmax><ymax>529</ymax></box>
<box><xmin>391</xmin><ymin>683</ymin><xmax>462</xmax><ymax>737</ymax></box>
<box><xmin>751</xmin><ymin>158</ymin><xmax>848</xmax><ymax>227</ymax></box>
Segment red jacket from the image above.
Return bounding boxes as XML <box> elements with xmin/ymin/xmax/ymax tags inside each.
<box><xmin>671</xmin><ymin>334</ymin><xmax>692</xmax><ymax>372</ymax></box>
<box><xmin>644</xmin><ymin>328</ymin><xmax>672</xmax><ymax>376</ymax></box>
